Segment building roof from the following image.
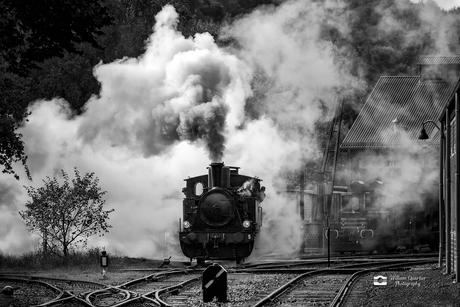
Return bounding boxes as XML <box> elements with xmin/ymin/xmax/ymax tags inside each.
<box><xmin>439</xmin><ymin>79</ymin><xmax>460</xmax><ymax>121</ymax></box>
<box><xmin>341</xmin><ymin>76</ymin><xmax>456</xmax><ymax>149</ymax></box>
<box><xmin>418</xmin><ymin>55</ymin><xmax>460</xmax><ymax>65</ymax></box>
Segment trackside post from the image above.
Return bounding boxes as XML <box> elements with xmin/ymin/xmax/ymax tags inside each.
<box><xmin>203</xmin><ymin>263</ymin><xmax>227</xmax><ymax>302</ymax></box>
<box><xmin>100</xmin><ymin>250</ymin><xmax>109</xmax><ymax>267</ymax></box>
<box><xmin>100</xmin><ymin>250</ymin><xmax>109</xmax><ymax>279</ymax></box>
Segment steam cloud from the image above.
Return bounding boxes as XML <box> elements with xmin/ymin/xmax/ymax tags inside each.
<box><xmin>0</xmin><ymin>1</ymin><xmax>451</xmax><ymax>258</ymax></box>
<box><xmin>78</xmin><ymin>6</ymin><xmax>250</xmax><ymax>162</ymax></box>
<box><xmin>410</xmin><ymin>0</ymin><xmax>460</xmax><ymax>11</ymax></box>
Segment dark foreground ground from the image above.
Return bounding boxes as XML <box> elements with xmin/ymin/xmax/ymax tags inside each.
<box><xmin>2</xmin><ymin>258</ymin><xmax>460</xmax><ymax>306</ymax></box>
<box><xmin>351</xmin><ymin>264</ymin><xmax>460</xmax><ymax>307</ymax></box>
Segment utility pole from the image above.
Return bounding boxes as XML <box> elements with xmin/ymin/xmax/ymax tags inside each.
<box><xmin>318</xmin><ymin>98</ymin><xmax>344</xmax><ymax>266</ymax></box>
<box><xmin>300</xmin><ymin>161</ymin><xmax>305</xmax><ymax>254</ymax></box>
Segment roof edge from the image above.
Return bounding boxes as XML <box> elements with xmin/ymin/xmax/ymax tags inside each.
<box><xmin>438</xmin><ymin>79</ymin><xmax>460</xmax><ymax>121</ymax></box>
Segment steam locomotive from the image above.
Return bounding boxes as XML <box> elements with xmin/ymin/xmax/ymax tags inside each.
<box><xmin>327</xmin><ymin>180</ymin><xmax>439</xmax><ymax>254</ymax></box>
<box><xmin>179</xmin><ymin>162</ymin><xmax>265</xmax><ymax>264</ymax></box>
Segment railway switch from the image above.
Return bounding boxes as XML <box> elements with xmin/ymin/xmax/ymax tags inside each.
<box><xmin>203</xmin><ymin>263</ymin><xmax>227</xmax><ymax>302</ymax></box>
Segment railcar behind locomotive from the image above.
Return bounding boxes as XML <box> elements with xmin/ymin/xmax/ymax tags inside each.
<box><xmin>179</xmin><ymin>162</ymin><xmax>265</xmax><ymax>264</ymax></box>
<box><xmin>328</xmin><ymin>180</ymin><xmax>438</xmax><ymax>254</ymax></box>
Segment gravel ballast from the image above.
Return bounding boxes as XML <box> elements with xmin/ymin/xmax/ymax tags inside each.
<box><xmin>168</xmin><ymin>264</ymin><xmax>460</xmax><ymax>307</ymax></box>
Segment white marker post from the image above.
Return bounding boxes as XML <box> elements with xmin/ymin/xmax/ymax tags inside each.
<box><xmin>100</xmin><ymin>250</ymin><xmax>109</xmax><ymax>279</ymax></box>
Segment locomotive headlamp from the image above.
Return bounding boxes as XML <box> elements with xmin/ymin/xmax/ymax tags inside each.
<box><xmin>183</xmin><ymin>221</ymin><xmax>191</xmax><ymax>229</ymax></box>
<box><xmin>242</xmin><ymin>220</ymin><xmax>251</xmax><ymax>228</ymax></box>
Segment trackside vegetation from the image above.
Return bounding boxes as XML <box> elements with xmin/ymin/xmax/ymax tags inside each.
<box><xmin>19</xmin><ymin>168</ymin><xmax>114</xmax><ymax>261</ymax></box>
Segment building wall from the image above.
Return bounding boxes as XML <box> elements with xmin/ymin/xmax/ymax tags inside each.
<box><xmin>442</xmin><ymin>91</ymin><xmax>460</xmax><ymax>279</ymax></box>
<box><xmin>449</xmin><ymin>112</ymin><xmax>457</xmax><ymax>274</ymax></box>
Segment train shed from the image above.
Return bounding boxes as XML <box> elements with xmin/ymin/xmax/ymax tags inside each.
<box><xmin>341</xmin><ymin>55</ymin><xmax>460</xmax><ymax>279</ymax></box>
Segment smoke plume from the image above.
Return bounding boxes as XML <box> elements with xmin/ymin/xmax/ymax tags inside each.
<box><xmin>77</xmin><ymin>5</ymin><xmax>251</xmax><ymax>162</ymax></box>
<box><xmin>2</xmin><ymin>0</ymin><xmax>448</xmax><ymax>258</ymax></box>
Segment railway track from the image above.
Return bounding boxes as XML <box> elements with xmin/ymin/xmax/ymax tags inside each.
<box><xmin>250</xmin><ymin>259</ymin><xmax>436</xmax><ymax>307</ymax></box>
<box><xmin>0</xmin><ymin>274</ymin><xmax>108</xmax><ymax>306</ymax></box>
<box><xmin>0</xmin><ymin>256</ymin><xmax>437</xmax><ymax>307</ymax></box>
<box><xmin>111</xmin><ymin>270</ymin><xmax>202</xmax><ymax>307</ymax></box>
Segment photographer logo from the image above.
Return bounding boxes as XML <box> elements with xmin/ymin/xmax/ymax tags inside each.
<box><xmin>373</xmin><ymin>275</ymin><xmax>388</xmax><ymax>286</ymax></box>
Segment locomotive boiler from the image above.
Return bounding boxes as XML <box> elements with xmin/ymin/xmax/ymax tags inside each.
<box><xmin>179</xmin><ymin>162</ymin><xmax>265</xmax><ymax>264</ymax></box>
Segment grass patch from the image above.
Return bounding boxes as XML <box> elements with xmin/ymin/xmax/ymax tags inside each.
<box><xmin>0</xmin><ymin>247</ymin><xmax>155</xmax><ymax>271</ymax></box>
<box><xmin>0</xmin><ymin>248</ymin><xmax>189</xmax><ymax>284</ymax></box>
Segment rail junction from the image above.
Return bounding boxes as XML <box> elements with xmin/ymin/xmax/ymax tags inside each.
<box><xmin>0</xmin><ymin>255</ymin><xmax>437</xmax><ymax>307</ymax></box>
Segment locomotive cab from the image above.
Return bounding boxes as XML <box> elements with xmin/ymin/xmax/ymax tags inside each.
<box><xmin>179</xmin><ymin>163</ymin><xmax>264</xmax><ymax>264</ymax></box>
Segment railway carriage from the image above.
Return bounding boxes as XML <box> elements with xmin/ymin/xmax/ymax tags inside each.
<box><xmin>328</xmin><ymin>180</ymin><xmax>438</xmax><ymax>254</ymax></box>
<box><xmin>179</xmin><ymin>162</ymin><xmax>264</xmax><ymax>264</ymax></box>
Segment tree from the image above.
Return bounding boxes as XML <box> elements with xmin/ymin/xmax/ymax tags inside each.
<box><xmin>0</xmin><ymin>0</ymin><xmax>113</xmax><ymax>74</ymax></box>
<box><xmin>19</xmin><ymin>168</ymin><xmax>114</xmax><ymax>259</ymax></box>
<box><xmin>0</xmin><ymin>106</ymin><xmax>31</xmax><ymax>181</ymax></box>
<box><xmin>0</xmin><ymin>0</ymin><xmax>113</xmax><ymax>180</ymax></box>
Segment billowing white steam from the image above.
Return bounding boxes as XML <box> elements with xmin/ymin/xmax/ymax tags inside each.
<box><xmin>362</xmin><ymin>126</ymin><xmax>439</xmax><ymax>213</ymax></box>
<box><xmin>378</xmin><ymin>0</ymin><xmax>460</xmax><ymax>63</ymax></box>
<box><xmin>0</xmin><ymin>1</ymin><xmax>375</xmax><ymax>258</ymax></box>
<box><xmin>78</xmin><ymin>6</ymin><xmax>253</xmax><ymax>162</ymax></box>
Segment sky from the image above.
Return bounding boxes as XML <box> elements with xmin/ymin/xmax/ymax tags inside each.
<box><xmin>411</xmin><ymin>0</ymin><xmax>460</xmax><ymax>10</ymax></box>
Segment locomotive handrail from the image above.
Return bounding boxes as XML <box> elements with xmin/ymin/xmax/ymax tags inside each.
<box><xmin>258</xmin><ymin>206</ymin><xmax>263</xmax><ymax>227</ymax></box>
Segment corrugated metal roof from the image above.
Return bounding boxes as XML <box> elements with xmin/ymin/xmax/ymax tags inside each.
<box><xmin>418</xmin><ymin>55</ymin><xmax>460</xmax><ymax>65</ymax></box>
<box><xmin>341</xmin><ymin>76</ymin><xmax>456</xmax><ymax>149</ymax></box>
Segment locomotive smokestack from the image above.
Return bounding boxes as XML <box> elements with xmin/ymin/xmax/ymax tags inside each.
<box><xmin>209</xmin><ymin>162</ymin><xmax>224</xmax><ymax>188</ymax></box>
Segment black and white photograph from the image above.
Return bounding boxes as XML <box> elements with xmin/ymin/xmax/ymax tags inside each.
<box><xmin>1</xmin><ymin>0</ymin><xmax>460</xmax><ymax>306</ymax></box>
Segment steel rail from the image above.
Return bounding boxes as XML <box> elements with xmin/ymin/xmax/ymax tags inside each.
<box><xmin>84</xmin><ymin>286</ymin><xmax>131</xmax><ymax>306</ymax></box>
<box><xmin>106</xmin><ymin>270</ymin><xmax>196</xmax><ymax>307</ymax></box>
<box><xmin>330</xmin><ymin>259</ymin><xmax>437</xmax><ymax>307</ymax></box>
<box><xmin>0</xmin><ymin>269</ymin><xmax>198</xmax><ymax>307</ymax></box>
<box><xmin>237</xmin><ymin>256</ymin><xmax>437</xmax><ymax>274</ymax></box>
<box><xmin>0</xmin><ymin>274</ymin><xmax>108</xmax><ymax>289</ymax></box>
<box><xmin>243</xmin><ymin>253</ymin><xmax>438</xmax><ymax>269</ymax></box>
<box><xmin>0</xmin><ymin>275</ymin><xmax>66</xmax><ymax>304</ymax></box>
<box><xmin>105</xmin><ymin>295</ymin><xmax>161</xmax><ymax>307</ymax></box>
<box><xmin>1</xmin><ymin>273</ymin><xmax>113</xmax><ymax>307</ymax></box>
<box><xmin>38</xmin><ymin>295</ymin><xmax>93</xmax><ymax>306</ymax></box>
<box><xmin>250</xmin><ymin>268</ymin><xmax>361</xmax><ymax>307</ymax></box>
<box><xmin>251</xmin><ymin>259</ymin><xmax>436</xmax><ymax>307</ymax></box>
<box><xmin>241</xmin><ymin>259</ymin><xmax>338</xmax><ymax>269</ymax></box>
<box><xmin>153</xmin><ymin>276</ymin><xmax>202</xmax><ymax>307</ymax></box>
<box><xmin>116</xmin><ymin>269</ymin><xmax>194</xmax><ymax>289</ymax></box>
